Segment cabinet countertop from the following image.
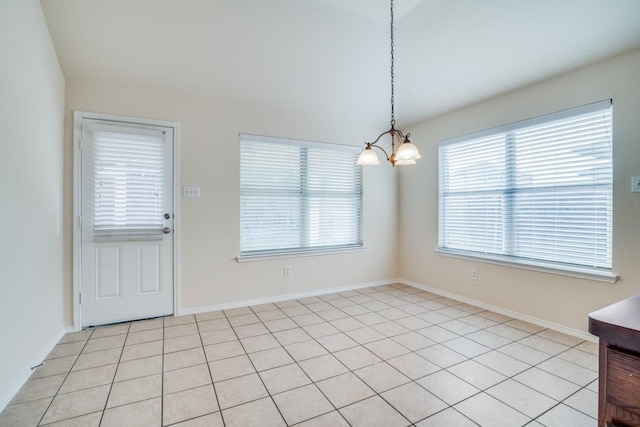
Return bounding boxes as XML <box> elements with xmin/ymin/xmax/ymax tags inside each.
<box><xmin>589</xmin><ymin>293</ymin><xmax>640</xmax><ymax>346</ymax></box>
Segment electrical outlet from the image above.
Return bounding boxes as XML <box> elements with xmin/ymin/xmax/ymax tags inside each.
<box><xmin>632</xmin><ymin>176</ymin><xmax>640</xmax><ymax>193</ymax></box>
<box><xmin>284</xmin><ymin>265</ymin><xmax>292</xmax><ymax>277</ymax></box>
<box><xmin>183</xmin><ymin>186</ymin><xmax>201</xmax><ymax>198</ymax></box>
<box><xmin>470</xmin><ymin>269</ymin><xmax>478</xmax><ymax>281</ymax></box>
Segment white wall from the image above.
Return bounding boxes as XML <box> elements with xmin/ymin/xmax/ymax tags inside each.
<box><xmin>0</xmin><ymin>0</ymin><xmax>66</xmax><ymax>411</ymax></box>
<box><xmin>399</xmin><ymin>48</ymin><xmax>640</xmax><ymax>333</ymax></box>
<box><xmin>63</xmin><ymin>82</ymin><xmax>399</xmax><ymax>325</ymax></box>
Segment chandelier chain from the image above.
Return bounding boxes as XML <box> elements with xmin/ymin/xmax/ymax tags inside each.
<box><xmin>390</xmin><ymin>0</ymin><xmax>395</xmax><ymax>127</ymax></box>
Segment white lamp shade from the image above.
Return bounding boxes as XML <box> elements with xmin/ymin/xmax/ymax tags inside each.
<box><xmin>396</xmin><ymin>140</ymin><xmax>422</xmax><ymax>161</ymax></box>
<box><xmin>357</xmin><ymin>147</ymin><xmax>380</xmax><ymax>165</ymax></box>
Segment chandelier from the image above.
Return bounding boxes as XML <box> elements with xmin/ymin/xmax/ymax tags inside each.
<box><xmin>357</xmin><ymin>0</ymin><xmax>421</xmax><ymax>167</ymax></box>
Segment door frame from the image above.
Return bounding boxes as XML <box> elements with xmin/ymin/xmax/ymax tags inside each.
<box><xmin>72</xmin><ymin>111</ymin><xmax>181</xmax><ymax>331</ymax></box>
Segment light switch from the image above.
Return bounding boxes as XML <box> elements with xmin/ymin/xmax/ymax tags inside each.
<box><xmin>632</xmin><ymin>177</ymin><xmax>640</xmax><ymax>193</ymax></box>
<box><xmin>183</xmin><ymin>186</ymin><xmax>201</xmax><ymax>198</ymax></box>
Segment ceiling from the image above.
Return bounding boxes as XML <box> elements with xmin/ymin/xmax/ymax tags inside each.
<box><xmin>40</xmin><ymin>0</ymin><xmax>640</xmax><ymax>128</ymax></box>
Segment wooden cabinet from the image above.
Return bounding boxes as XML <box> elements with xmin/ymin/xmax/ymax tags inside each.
<box><xmin>589</xmin><ymin>295</ymin><xmax>640</xmax><ymax>427</ymax></box>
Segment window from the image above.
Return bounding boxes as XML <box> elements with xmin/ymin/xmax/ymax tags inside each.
<box><xmin>438</xmin><ymin>100</ymin><xmax>613</xmax><ymax>278</ymax></box>
<box><xmin>83</xmin><ymin>121</ymin><xmax>168</xmax><ymax>241</ymax></box>
<box><xmin>239</xmin><ymin>134</ymin><xmax>362</xmax><ymax>259</ymax></box>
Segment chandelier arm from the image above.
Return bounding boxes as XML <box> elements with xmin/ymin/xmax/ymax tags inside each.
<box><xmin>367</xmin><ymin>141</ymin><xmax>391</xmax><ymax>161</ymax></box>
<box><xmin>368</xmin><ymin>128</ymin><xmax>400</xmax><ymax>146</ymax></box>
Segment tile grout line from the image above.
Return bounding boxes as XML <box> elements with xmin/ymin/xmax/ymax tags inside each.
<box><xmin>35</xmin><ymin>328</ymin><xmax>95</xmax><ymax>426</ymax></box>
<box><xmin>194</xmin><ymin>313</ymin><xmax>225</xmax><ymax>427</ymax></box>
<box><xmin>289</xmin><ymin>291</ymin><xmax>413</xmax><ymax>426</ymax></box>
<box><xmin>417</xmin><ymin>311</ymin><xmax>595</xmax><ymax>423</ymax></box>
<box><xmin>314</xmin><ymin>287</ymin><xmax>593</xmax><ymax>425</ymax></box>
<box><xmin>231</xmin><ymin>292</ymin><xmax>399</xmax><ymax>424</ymax></box>
<box><xmin>427</xmin><ymin>294</ymin><xmax>598</xmax><ymax>424</ymax></box>
<box><xmin>267</xmin><ymin>289</ymin><xmax>443</xmax><ymax>425</ymax></box>
<box><xmin>160</xmin><ymin>319</ymin><xmax>166</xmax><ymax>427</ymax></box>
<box><xmin>97</xmin><ymin>322</ymin><xmax>131</xmax><ymax>426</ymax></box>
<box><xmin>246</xmin><ymin>304</ymin><xmax>354</xmax><ymax>427</ymax></box>
<box><xmin>221</xmin><ymin>307</ymin><xmax>289</xmax><ymax>426</ymax></box>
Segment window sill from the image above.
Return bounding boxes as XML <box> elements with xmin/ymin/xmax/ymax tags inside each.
<box><xmin>237</xmin><ymin>246</ymin><xmax>365</xmax><ymax>263</ymax></box>
<box><xmin>435</xmin><ymin>249</ymin><xmax>618</xmax><ymax>284</ymax></box>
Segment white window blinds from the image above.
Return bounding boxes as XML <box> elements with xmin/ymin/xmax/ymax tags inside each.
<box><xmin>439</xmin><ymin>100</ymin><xmax>613</xmax><ymax>274</ymax></box>
<box><xmin>82</xmin><ymin>122</ymin><xmax>167</xmax><ymax>240</ymax></box>
<box><xmin>240</xmin><ymin>134</ymin><xmax>362</xmax><ymax>257</ymax></box>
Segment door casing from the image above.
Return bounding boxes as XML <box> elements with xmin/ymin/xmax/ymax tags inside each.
<box><xmin>73</xmin><ymin>111</ymin><xmax>181</xmax><ymax>331</ymax></box>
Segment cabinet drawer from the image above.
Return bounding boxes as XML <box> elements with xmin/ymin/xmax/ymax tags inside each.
<box><xmin>607</xmin><ymin>347</ymin><xmax>640</xmax><ymax>416</ymax></box>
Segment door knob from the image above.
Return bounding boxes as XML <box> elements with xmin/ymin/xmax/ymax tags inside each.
<box><xmin>164</xmin><ymin>213</ymin><xmax>171</xmax><ymax>219</ymax></box>
<box><xmin>163</xmin><ymin>227</ymin><xmax>171</xmax><ymax>234</ymax></box>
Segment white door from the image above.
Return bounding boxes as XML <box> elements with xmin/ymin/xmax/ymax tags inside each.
<box><xmin>80</xmin><ymin>118</ymin><xmax>174</xmax><ymax>327</ymax></box>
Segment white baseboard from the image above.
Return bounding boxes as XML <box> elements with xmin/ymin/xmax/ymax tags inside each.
<box><xmin>0</xmin><ymin>328</ymin><xmax>67</xmax><ymax>413</ymax></box>
<box><xmin>178</xmin><ymin>279</ymin><xmax>399</xmax><ymax>316</ymax></box>
<box><xmin>400</xmin><ymin>279</ymin><xmax>597</xmax><ymax>342</ymax></box>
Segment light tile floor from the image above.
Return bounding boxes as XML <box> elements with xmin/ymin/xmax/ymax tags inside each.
<box><xmin>0</xmin><ymin>283</ymin><xmax>599</xmax><ymax>426</ymax></box>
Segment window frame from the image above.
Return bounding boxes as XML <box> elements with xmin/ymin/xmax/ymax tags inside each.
<box><xmin>437</xmin><ymin>100</ymin><xmax>617</xmax><ymax>283</ymax></box>
<box><xmin>238</xmin><ymin>134</ymin><xmax>364</xmax><ymax>261</ymax></box>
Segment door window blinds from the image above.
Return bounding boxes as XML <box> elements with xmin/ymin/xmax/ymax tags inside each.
<box><xmin>83</xmin><ymin>122</ymin><xmax>167</xmax><ymax>241</ymax></box>
<box><xmin>439</xmin><ymin>100</ymin><xmax>613</xmax><ymax>273</ymax></box>
<box><xmin>240</xmin><ymin>134</ymin><xmax>362</xmax><ymax>257</ymax></box>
